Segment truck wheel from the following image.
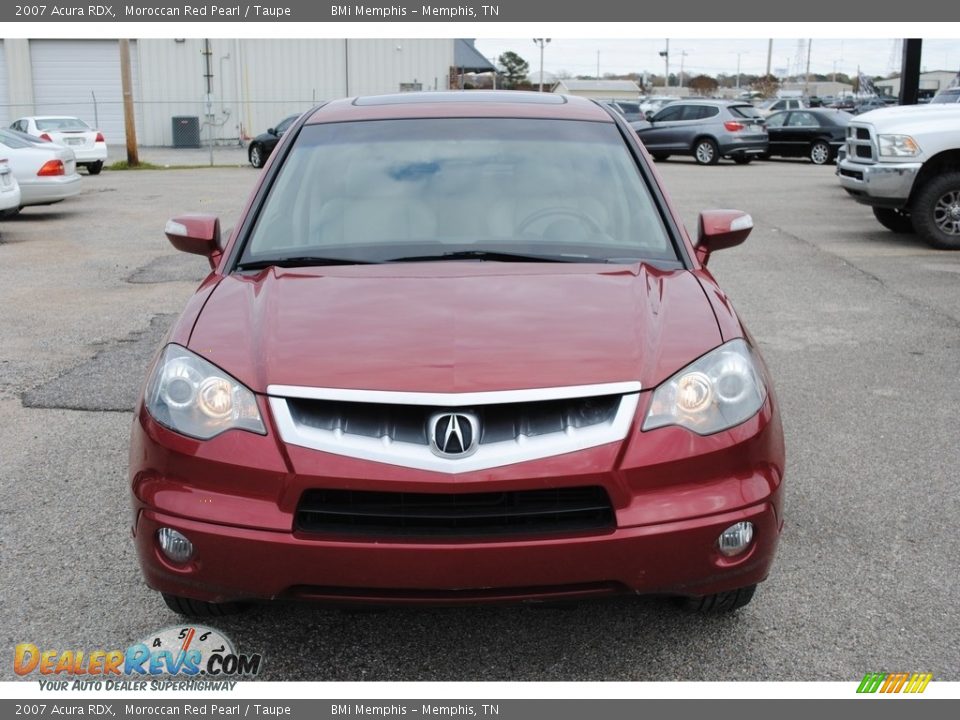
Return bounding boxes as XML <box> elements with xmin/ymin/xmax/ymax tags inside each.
<box><xmin>872</xmin><ymin>207</ymin><xmax>914</xmax><ymax>233</ymax></box>
<box><xmin>911</xmin><ymin>172</ymin><xmax>960</xmax><ymax>249</ymax></box>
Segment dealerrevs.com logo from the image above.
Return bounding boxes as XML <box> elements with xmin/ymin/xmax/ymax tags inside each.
<box><xmin>15</xmin><ymin>626</ymin><xmax>262</xmax><ymax>690</ymax></box>
<box><xmin>857</xmin><ymin>672</ymin><xmax>933</xmax><ymax>694</ymax></box>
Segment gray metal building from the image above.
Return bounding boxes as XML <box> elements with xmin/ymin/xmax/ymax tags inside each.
<box><xmin>0</xmin><ymin>38</ymin><xmax>455</xmax><ymax>146</ymax></box>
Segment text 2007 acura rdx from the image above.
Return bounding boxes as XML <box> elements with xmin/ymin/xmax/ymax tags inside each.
<box><xmin>130</xmin><ymin>92</ymin><xmax>785</xmax><ymax>617</ymax></box>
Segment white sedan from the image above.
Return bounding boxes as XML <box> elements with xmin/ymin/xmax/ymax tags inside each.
<box><xmin>0</xmin><ymin>158</ymin><xmax>22</xmax><ymax>215</ymax></box>
<box><xmin>0</xmin><ymin>129</ymin><xmax>82</xmax><ymax>213</ymax></box>
<box><xmin>10</xmin><ymin>116</ymin><xmax>108</xmax><ymax>175</ymax></box>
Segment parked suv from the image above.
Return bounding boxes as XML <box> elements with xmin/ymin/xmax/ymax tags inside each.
<box><xmin>757</xmin><ymin>97</ymin><xmax>806</xmax><ymax>116</ymax></box>
<box><xmin>630</xmin><ymin>100</ymin><xmax>768</xmax><ymax>165</ymax></box>
<box><xmin>131</xmin><ymin>91</ymin><xmax>784</xmax><ymax>617</ymax></box>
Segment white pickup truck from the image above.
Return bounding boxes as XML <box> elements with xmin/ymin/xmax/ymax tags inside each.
<box><xmin>837</xmin><ymin>104</ymin><xmax>960</xmax><ymax>249</ymax></box>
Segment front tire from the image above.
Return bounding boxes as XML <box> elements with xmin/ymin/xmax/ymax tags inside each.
<box><xmin>249</xmin><ymin>143</ymin><xmax>265</xmax><ymax>169</ymax></box>
<box><xmin>911</xmin><ymin>172</ymin><xmax>960</xmax><ymax>250</ymax></box>
<box><xmin>872</xmin><ymin>207</ymin><xmax>914</xmax><ymax>233</ymax></box>
<box><xmin>678</xmin><ymin>584</ymin><xmax>757</xmax><ymax>613</ymax></box>
<box><xmin>693</xmin><ymin>138</ymin><xmax>719</xmax><ymax>165</ymax></box>
<box><xmin>809</xmin><ymin>141</ymin><xmax>832</xmax><ymax>165</ymax></box>
<box><xmin>162</xmin><ymin>593</ymin><xmax>249</xmax><ymax>618</ymax></box>
<box><xmin>86</xmin><ymin>161</ymin><xmax>103</xmax><ymax>175</ymax></box>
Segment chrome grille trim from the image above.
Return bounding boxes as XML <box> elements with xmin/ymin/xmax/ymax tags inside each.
<box><xmin>846</xmin><ymin>124</ymin><xmax>877</xmax><ymax>163</ymax></box>
<box><xmin>268</xmin><ymin>382</ymin><xmax>641</xmax><ymax>473</ymax></box>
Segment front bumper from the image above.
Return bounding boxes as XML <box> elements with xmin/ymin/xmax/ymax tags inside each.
<box><xmin>837</xmin><ymin>157</ymin><xmax>922</xmax><ymax>208</ymax></box>
<box><xmin>130</xmin><ymin>392</ymin><xmax>785</xmax><ymax>605</ymax></box>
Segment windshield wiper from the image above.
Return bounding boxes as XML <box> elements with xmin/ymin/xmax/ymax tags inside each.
<box><xmin>385</xmin><ymin>250</ymin><xmax>609</xmax><ymax>264</ymax></box>
<box><xmin>236</xmin><ymin>256</ymin><xmax>377</xmax><ymax>271</ymax></box>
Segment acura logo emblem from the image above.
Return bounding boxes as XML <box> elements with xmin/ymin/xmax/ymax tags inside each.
<box><xmin>429</xmin><ymin>411</ymin><xmax>480</xmax><ymax>458</ymax></box>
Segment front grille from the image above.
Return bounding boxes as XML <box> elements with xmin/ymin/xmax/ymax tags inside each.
<box><xmin>296</xmin><ymin>486</ymin><xmax>615</xmax><ymax>538</ymax></box>
<box><xmin>839</xmin><ymin>167</ymin><xmax>863</xmax><ymax>180</ymax></box>
<box><xmin>286</xmin><ymin>395</ymin><xmax>620</xmax><ymax>446</ymax></box>
<box><xmin>846</xmin><ymin>125</ymin><xmax>876</xmax><ymax>163</ymax></box>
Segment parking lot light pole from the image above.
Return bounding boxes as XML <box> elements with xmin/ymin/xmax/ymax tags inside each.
<box><xmin>533</xmin><ymin>38</ymin><xmax>551</xmax><ymax>92</ymax></box>
<box><xmin>660</xmin><ymin>40</ymin><xmax>670</xmax><ymax>88</ymax></box>
<box><xmin>733</xmin><ymin>52</ymin><xmax>749</xmax><ymax>90</ymax></box>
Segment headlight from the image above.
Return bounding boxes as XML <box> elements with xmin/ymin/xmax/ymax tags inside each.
<box><xmin>642</xmin><ymin>339</ymin><xmax>767</xmax><ymax>435</ymax></box>
<box><xmin>145</xmin><ymin>345</ymin><xmax>266</xmax><ymax>439</ymax></box>
<box><xmin>878</xmin><ymin>134</ymin><xmax>920</xmax><ymax>157</ymax></box>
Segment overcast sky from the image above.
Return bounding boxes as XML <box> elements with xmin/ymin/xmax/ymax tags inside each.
<box><xmin>472</xmin><ymin>38</ymin><xmax>960</xmax><ymax>79</ymax></box>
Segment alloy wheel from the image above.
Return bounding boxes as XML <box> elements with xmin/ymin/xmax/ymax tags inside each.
<box><xmin>933</xmin><ymin>190</ymin><xmax>960</xmax><ymax>236</ymax></box>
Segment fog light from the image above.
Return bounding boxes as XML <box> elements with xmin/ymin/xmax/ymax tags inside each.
<box><xmin>157</xmin><ymin>528</ymin><xmax>194</xmax><ymax>563</ymax></box>
<box><xmin>717</xmin><ymin>521</ymin><xmax>754</xmax><ymax>557</ymax></box>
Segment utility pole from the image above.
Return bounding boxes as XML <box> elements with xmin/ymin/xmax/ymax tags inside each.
<box><xmin>119</xmin><ymin>38</ymin><xmax>138</xmax><ymax>167</ymax></box>
<box><xmin>805</xmin><ymin>38</ymin><xmax>812</xmax><ymax>96</ymax></box>
<box><xmin>596</xmin><ymin>50</ymin><xmax>600</xmax><ymax>80</ymax></box>
<box><xmin>766</xmin><ymin>39</ymin><xmax>773</xmax><ymax>77</ymax></box>
<box><xmin>533</xmin><ymin>38</ymin><xmax>551</xmax><ymax>92</ymax></box>
<box><xmin>660</xmin><ymin>39</ymin><xmax>669</xmax><ymax>88</ymax></box>
<box><xmin>679</xmin><ymin>50</ymin><xmax>688</xmax><ymax>90</ymax></box>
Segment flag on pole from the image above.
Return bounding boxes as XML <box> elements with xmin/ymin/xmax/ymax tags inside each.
<box><xmin>858</xmin><ymin>71</ymin><xmax>877</xmax><ymax>96</ymax></box>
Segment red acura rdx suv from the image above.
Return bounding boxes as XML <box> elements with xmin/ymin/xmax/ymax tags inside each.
<box><xmin>129</xmin><ymin>91</ymin><xmax>785</xmax><ymax>616</ymax></box>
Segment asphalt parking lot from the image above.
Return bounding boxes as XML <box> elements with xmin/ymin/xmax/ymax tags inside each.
<box><xmin>1</xmin><ymin>156</ymin><xmax>958</xmax><ymax>682</ymax></box>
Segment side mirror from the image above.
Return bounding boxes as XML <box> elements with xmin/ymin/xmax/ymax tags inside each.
<box><xmin>164</xmin><ymin>214</ymin><xmax>223</xmax><ymax>269</ymax></box>
<box><xmin>267</xmin><ymin>127</ymin><xmax>277</xmax><ymax>136</ymax></box>
<box><xmin>645</xmin><ymin>110</ymin><xmax>655</xmax><ymax>121</ymax></box>
<box><xmin>695</xmin><ymin>209</ymin><xmax>753</xmax><ymax>266</ymax></box>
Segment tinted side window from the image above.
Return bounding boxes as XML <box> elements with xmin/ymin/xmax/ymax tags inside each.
<box><xmin>682</xmin><ymin>106</ymin><xmax>719</xmax><ymax>120</ymax></box>
<box><xmin>765</xmin><ymin>112</ymin><xmax>787</xmax><ymax>128</ymax></box>
<box><xmin>787</xmin><ymin>112</ymin><xmax>817</xmax><ymax>126</ymax></box>
<box><xmin>653</xmin><ymin>105</ymin><xmax>684</xmax><ymax>122</ymax></box>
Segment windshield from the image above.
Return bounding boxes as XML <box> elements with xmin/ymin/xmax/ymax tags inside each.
<box><xmin>35</xmin><ymin>118</ymin><xmax>92</xmax><ymax>131</ymax></box>
<box><xmin>930</xmin><ymin>90</ymin><xmax>960</xmax><ymax>104</ymax></box>
<box><xmin>240</xmin><ymin>118</ymin><xmax>677</xmax><ymax>266</ymax></box>
<box><xmin>730</xmin><ymin>105</ymin><xmax>763</xmax><ymax>119</ymax></box>
<box><xmin>0</xmin><ymin>130</ymin><xmax>32</xmax><ymax>149</ymax></box>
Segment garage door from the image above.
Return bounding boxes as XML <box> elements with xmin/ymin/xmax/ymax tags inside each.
<box><xmin>30</xmin><ymin>39</ymin><xmax>142</xmax><ymax>146</ymax></box>
<box><xmin>0</xmin><ymin>41</ymin><xmax>10</xmax><ymax>127</ymax></box>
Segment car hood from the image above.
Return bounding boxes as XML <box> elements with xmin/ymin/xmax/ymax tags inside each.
<box><xmin>188</xmin><ymin>263</ymin><xmax>724</xmax><ymax>394</ymax></box>
<box><xmin>854</xmin><ymin>103</ymin><xmax>960</xmax><ymax>129</ymax></box>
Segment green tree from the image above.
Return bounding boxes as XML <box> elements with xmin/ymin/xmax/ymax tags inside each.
<box><xmin>498</xmin><ymin>51</ymin><xmax>530</xmax><ymax>89</ymax></box>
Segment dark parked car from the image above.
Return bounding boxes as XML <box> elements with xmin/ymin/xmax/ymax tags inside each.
<box><xmin>630</xmin><ymin>100</ymin><xmax>768</xmax><ymax>165</ymax></box>
<box><xmin>599</xmin><ymin>99</ymin><xmax>644</xmax><ymax>122</ymax></box>
<box><xmin>763</xmin><ymin>108</ymin><xmax>852</xmax><ymax>165</ymax></box>
<box><xmin>247</xmin><ymin>114</ymin><xmax>299</xmax><ymax>168</ymax></box>
<box><xmin>131</xmin><ymin>91</ymin><xmax>784</xmax><ymax>617</ymax></box>
<box><xmin>852</xmin><ymin>97</ymin><xmax>891</xmax><ymax>115</ymax></box>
